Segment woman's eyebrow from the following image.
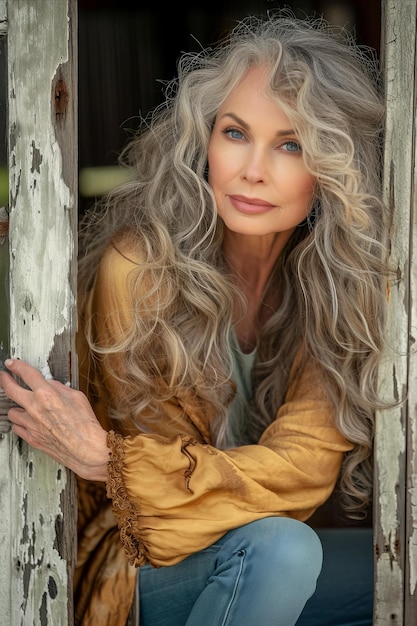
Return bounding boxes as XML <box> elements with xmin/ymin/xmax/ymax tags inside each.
<box><xmin>219</xmin><ymin>112</ymin><xmax>296</xmax><ymax>136</ymax></box>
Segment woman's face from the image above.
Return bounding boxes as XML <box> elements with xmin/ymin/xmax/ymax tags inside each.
<box><xmin>208</xmin><ymin>66</ymin><xmax>316</xmax><ymax>240</ymax></box>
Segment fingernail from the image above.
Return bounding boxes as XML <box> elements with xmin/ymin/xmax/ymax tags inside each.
<box><xmin>4</xmin><ymin>359</ymin><xmax>13</xmax><ymax>367</ymax></box>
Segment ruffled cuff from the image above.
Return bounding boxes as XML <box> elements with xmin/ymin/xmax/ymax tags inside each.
<box><xmin>106</xmin><ymin>430</ymin><xmax>147</xmax><ymax>567</ymax></box>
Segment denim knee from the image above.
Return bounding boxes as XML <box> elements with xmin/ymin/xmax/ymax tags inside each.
<box><xmin>205</xmin><ymin>517</ymin><xmax>323</xmax><ymax>625</ymax></box>
<box><xmin>217</xmin><ymin>517</ymin><xmax>323</xmax><ymax>588</ymax></box>
<box><xmin>226</xmin><ymin>517</ymin><xmax>320</xmax><ymax>558</ymax></box>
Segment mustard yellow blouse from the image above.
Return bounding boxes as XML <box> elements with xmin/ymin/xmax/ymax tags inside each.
<box><xmin>74</xmin><ymin>237</ymin><xmax>353</xmax><ymax>626</ymax></box>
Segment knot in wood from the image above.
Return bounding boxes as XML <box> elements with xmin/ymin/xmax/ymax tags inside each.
<box><xmin>54</xmin><ymin>79</ymin><xmax>69</xmax><ymax>116</ymax></box>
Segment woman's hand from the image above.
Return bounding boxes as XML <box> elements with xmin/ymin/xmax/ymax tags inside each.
<box><xmin>0</xmin><ymin>358</ymin><xmax>110</xmax><ymax>481</ymax></box>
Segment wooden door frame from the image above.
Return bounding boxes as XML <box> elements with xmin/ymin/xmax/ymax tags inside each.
<box><xmin>375</xmin><ymin>1</ymin><xmax>417</xmax><ymax>623</ymax></box>
<box><xmin>0</xmin><ymin>1</ymin><xmax>77</xmax><ymax>624</ymax></box>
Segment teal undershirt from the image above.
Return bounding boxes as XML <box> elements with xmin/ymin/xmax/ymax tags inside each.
<box><xmin>225</xmin><ymin>330</ymin><xmax>257</xmax><ymax>448</ymax></box>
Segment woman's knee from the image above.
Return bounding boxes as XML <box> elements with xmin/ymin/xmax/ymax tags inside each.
<box><xmin>212</xmin><ymin>517</ymin><xmax>323</xmax><ymax>621</ymax></box>
<box><xmin>220</xmin><ymin>517</ymin><xmax>323</xmax><ymax>578</ymax></box>
<box><xmin>251</xmin><ymin>517</ymin><xmax>322</xmax><ymax>571</ymax></box>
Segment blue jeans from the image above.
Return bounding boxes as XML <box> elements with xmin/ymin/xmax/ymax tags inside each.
<box><xmin>139</xmin><ymin>517</ymin><xmax>323</xmax><ymax>625</ymax></box>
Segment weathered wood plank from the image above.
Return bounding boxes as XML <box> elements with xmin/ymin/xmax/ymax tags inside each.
<box><xmin>375</xmin><ymin>1</ymin><xmax>417</xmax><ymax>623</ymax></box>
<box><xmin>404</xmin><ymin>2</ymin><xmax>417</xmax><ymax>618</ymax></box>
<box><xmin>0</xmin><ymin>1</ymin><xmax>77</xmax><ymax>624</ymax></box>
<box><xmin>0</xmin><ymin>1</ymin><xmax>6</xmax><ymax>35</ymax></box>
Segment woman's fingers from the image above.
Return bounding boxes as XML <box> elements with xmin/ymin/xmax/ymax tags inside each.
<box><xmin>0</xmin><ymin>358</ymin><xmax>110</xmax><ymax>481</ymax></box>
<box><xmin>2</xmin><ymin>358</ymin><xmax>53</xmax><ymax>391</ymax></box>
<box><xmin>0</xmin><ymin>359</ymin><xmax>70</xmax><ymax>414</ymax></box>
<box><xmin>0</xmin><ymin>369</ymin><xmax>31</xmax><ymax>411</ymax></box>
<box><xmin>7</xmin><ymin>405</ymin><xmax>27</xmax><ymax>427</ymax></box>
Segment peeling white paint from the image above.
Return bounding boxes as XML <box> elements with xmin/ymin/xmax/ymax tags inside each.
<box><xmin>8</xmin><ymin>0</ymin><xmax>75</xmax><ymax>366</ymax></box>
<box><xmin>0</xmin><ymin>1</ymin><xmax>77</xmax><ymax>624</ymax></box>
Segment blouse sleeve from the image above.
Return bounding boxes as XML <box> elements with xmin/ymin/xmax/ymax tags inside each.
<box><xmin>80</xmin><ymin>237</ymin><xmax>353</xmax><ymax>569</ymax></box>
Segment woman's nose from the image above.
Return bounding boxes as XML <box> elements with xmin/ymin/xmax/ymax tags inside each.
<box><xmin>240</xmin><ymin>148</ymin><xmax>267</xmax><ymax>184</ymax></box>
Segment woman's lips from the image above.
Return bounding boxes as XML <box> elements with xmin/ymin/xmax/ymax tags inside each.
<box><xmin>228</xmin><ymin>195</ymin><xmax>275</xmax><ymax>215</ymax></box>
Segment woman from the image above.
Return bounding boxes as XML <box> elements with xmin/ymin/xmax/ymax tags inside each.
<box><xmin>0</xmin><ymin>13</ymin><xmax>388</xmax><ymax>626</ymax></box>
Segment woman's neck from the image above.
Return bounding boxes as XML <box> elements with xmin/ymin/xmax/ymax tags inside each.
<box><xmin>223</xmin><ymin>228</ymin><xmax>292</xmax><ymax>290</ymax></box>
<box><xmin>223</xmin><ymin>233</ymin><xmax>285</xmax><ymax>352</ymax></box>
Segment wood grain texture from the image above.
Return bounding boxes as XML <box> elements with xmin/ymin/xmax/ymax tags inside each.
<box><xmin>375</xmin><ymin>0</ymin><xmax>417</xmax><ymax>623</ymax></box>
<box><xmin>0</xmin><ymin>1</ymin><xmax>77</xmax><ymax>624</ymax></box>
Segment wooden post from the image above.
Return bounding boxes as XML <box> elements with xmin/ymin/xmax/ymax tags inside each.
<box><xmin>375</xmin><ymin>1</ymin><xmax>417</xmax><ymax>623</ymax></box>
<box><xmin>0</xmin><ymin>1</ymin><xmax>77</xmax><ymax>624</ymax></box>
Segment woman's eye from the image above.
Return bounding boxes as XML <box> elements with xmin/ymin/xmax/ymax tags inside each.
<box><xmin>282</xmin><ymin>140</ymin><xmax>302</xmax><ymax>153</ymax></box>
<box><xmin>223</xmin><ymin>127</ymin><xmax>245</xmax><ymax>140</ymax></box>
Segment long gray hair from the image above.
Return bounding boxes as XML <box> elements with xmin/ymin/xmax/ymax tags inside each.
<box><xmin>79</xmin><ymin>13</ymin><xmax>389</xmax><ymax>517</ymax></box>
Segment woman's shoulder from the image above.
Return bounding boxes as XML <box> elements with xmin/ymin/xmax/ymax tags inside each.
<box><xmin>101</xmin><ymin>229</ymin><xmax>146</xmax><ymax>270</ymax></box>
<box><xmin>85</xmin><ymin>230</ymin><xmax>147</xmax><ymax>324</ymax></box>
<box><xmin>91</xmin><ymin>230</ymin><xmax>147</xmax><ymax>301</ymax></box>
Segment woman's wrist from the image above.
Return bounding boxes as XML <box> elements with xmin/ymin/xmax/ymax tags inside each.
<box><xmin>77</xmin><ymin>429</ymin><xmax>111</xmax><ymax>482</ymax></box>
